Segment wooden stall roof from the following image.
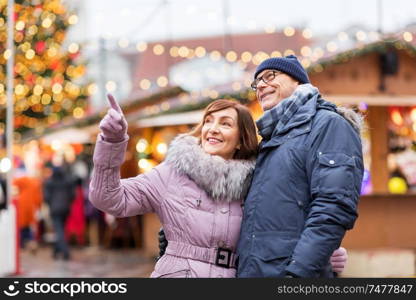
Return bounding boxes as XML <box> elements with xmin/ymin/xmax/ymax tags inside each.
<box><xmin>307</xmin><ymin>39</ymin><xmax>416</xmax><ymax>104</ymax></box>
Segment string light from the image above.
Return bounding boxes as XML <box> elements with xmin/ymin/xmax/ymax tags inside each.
<box><xmin>356</xmin><ymin>31</ymin><xmax>367</xmax><ymax>41</ymax></box>
<box><xmin>0</xmin><ymin>158</ymin><xmax>12</xmax><ymax>173</ymax></box>
<box><xmin>195</xmin><ymin>46</ymin><xmax>206</xmax><ymax>57</ymax></box>
<box><xmin>156</xmin><ymin>143</ymin><xmax>168</xmax><ymax>155</ymax></box>
<box><xmin>87</xmin><ymin>83</ymin><xmax>98</xmax><ymax>95</ymax></box>
<box><xmin>25</xmin><ymin>49</ymin><xmax>35</xmax><ymax>59</ymax></box>
<box><xmin>136</xmin><ymin>139</ymin><xmax>148</xmax><ymax>153</ymax></box>
<box><xmin>302</xmin><ymin>28</ymin><xmax>312</xmax><ymax>39</ymax></box>
<box><xmin>106</xmin><ymin>81</ymin><xmax>117</xmax><ymax>92</ymax></box>
<box><xmin>3</xmin><ymin>49</ymin><xmax>11</xmax><ymax>60</ymax></box>
<box><xmin>52</xmin><ymin>83</ymin><xmax>63</xmax><ymax>94</ymax></box>
<box><xmin>68</xmin><ymin>43</ymin><xmax>79</xmax><ymax>53</ymax></box>
<box><xmin>178</xmin><ymin>46</ymin><xmax>189</xmax><ymax>58</ymax></box>
<box><xmin>403</xmin><ymin>32</ymin><xmax>413</xmax><ymax>42</ymax></box>
<box><xmin>264</xmin><ymin>24</ymin><xmax>275</xmax><ymax>34</ymax></box>
<box><xmin>232</xmin><ymin>82</ymin><xmax>242</xmax><ymax>91</ymax></box>
<box><xmin>157</xmin><ymin>76</ymin><xmax>168</xmax><ymax>87</ymax></box>
<box><xmin>210</xmin><ymin>50</ymin><xmax>221</xmax><ymax>61</ymax></box>
<box><xmin>53</xmin><ymin>93</ymin><xmax>64</xmax><ymax>102</ymax></box>
<box><xmin>28</xmin><ymin>25</ymin><xmax>38</xmax><ymax>35</ymax></box>
<box><xmin>209</xmin><ymin>90</ymin><xmax>219</xmax><ymax>99</ymax></box>
<box><xmin>326</xmin><ymin>42</ymin><xmax>338</xmax><ymax>52</ymax></box>
<box><xmin>140</xmin><ymin>79</ymin><xmax>151</xmax><ymax>90</ymax></box>
<box><xmin>283</xmin><ymin>49</ymin><xmax>295</xmax><ymax>56</ymax></box>
<box><xmin>270</xmin><ymin>51</ymin><xmax>282</xmax><ymax>58</ymax></box>
<box><xmin>138</xmin><ymin>159</ymin><xmax>151</xmax><ymax>170</ymax></box>
<box><xmin>68</xmin><ymin>14</ymin><xmax>78</xmax><ymax>25</ymax></box>
<box><xmin>300</xmin><ymin>46</ymin><xmax>312</xmax><ymax>57</ymax></box>
<box><xmin>42</xmin><ymin>18</ymin><xmax>53</xmax><ymax>28</ymax></box>
<box><xmin>338</xmin><ymin>32</ymin><xmax>349</xmax><ymax>41</ymax></box>
<box><xmin>252</xmin><ymin>53</ymin><xmax>261</xmax><ymax>65</ymax></box>
<box><xmin>136</xmin><ymin>41</ymin><xmax>148</xmax><ymax>52</ymax></box>
<box><xmin>391</xmin><ymin>109</ymin><xmax>403</xmax><ymax>126</ymax></box>
<box><xmin>226</xmin><ymin>51</ymin><xmax>237</xmax><ymax>62</ymax></box>
<box><xmin>15</xmin><ymin>84</ymin><xmax>25</xmax><ymax>96</ymax></box>
<box><xmin>15</xmin><ymin>20</ymin><xmax>25</xmax><ymax>31</ymax></box>
<box><xmin>33</xmin><ymin>85</ymin><xmax>43</xmax><ymax>96</ymax></box>
<box><xmin>284</xmin><ymin>26</ymin><xmax>295</xmax><ymax>37</ymax></box>
<box><xmin>313</xmin><ymin>47</ymin><xmax>324</xmax><ymax>59</ymax></box>
<box><xmin>186</xmin><ymin>48</ymin><xmax>195</xmax><ymax>59</ymax></box>
<box><xmin>170</xmin><ymin>46</ymin><xmax>179</xmax><ymax>57</ymax></box>
<box><xmin>41</xmin><ymin>94</ymin><xmax>52</xmax><ymax>105</ymax></box>
<box><xmin>239</xmin><ymin>51</ymin><xmax>250</xmax><ymax>63</ymax></box>
<box><xmin>410</xmin><ymin>108</ymin><xmax>416</xmax><ymax>122</ymax></box>
<box><xmin>73</xmin><ymin>107</ymin><xmax>85</xmax><ymax>119</ymax></box>
<box><xmin>153</xmin><ymin>44</ymin><xmax>165</xmax><ymax>55</ymax></box>
<box><xmin>301</xmin><ymin>58</ymin><xmax>311</xmax><ymax>68</ymax></box>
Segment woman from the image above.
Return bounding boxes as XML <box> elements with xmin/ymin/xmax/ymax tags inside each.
<box><xmin>89</xmin><ymin>94</ymin><xmax>347</xmax><ymax>278</ymax></box>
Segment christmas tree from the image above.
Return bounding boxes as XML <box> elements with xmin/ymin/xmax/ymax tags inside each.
<box><xmin>0</xmin><ymin>0</ymin><xmax>89</xmax><ymax>139</ymax></box>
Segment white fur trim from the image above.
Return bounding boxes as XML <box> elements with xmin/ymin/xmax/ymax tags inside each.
<box><xmin>165</xmin><ymin>134</ymin><xmax>255</xmax><ymax>203</ymax></box>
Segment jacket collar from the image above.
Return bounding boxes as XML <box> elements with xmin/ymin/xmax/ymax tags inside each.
<box><xmin>165</xmin><ymin>134</ymin><xmax>256</xmax><ymax>203</ymax></box>
<box><xmin>259</xmin><ymin>94</ymin><xmax>340</xmax><ymax>150</ymax></box>
<box><xmin>256</xmin><ymin>84</ymin><xmax>320</xmax><ymax>140</ymax></box>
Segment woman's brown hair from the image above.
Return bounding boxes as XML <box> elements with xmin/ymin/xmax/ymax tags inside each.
<box><xmin>189</xmin><ymin>99</ymin><xmax>258</xmax><ymax>160</ymax></box>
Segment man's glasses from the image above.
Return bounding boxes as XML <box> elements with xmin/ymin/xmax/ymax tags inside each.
<box><xmin>250</xmin><ymin>71</ymin><xmax>282</xmax><ymax>91</ymax></box>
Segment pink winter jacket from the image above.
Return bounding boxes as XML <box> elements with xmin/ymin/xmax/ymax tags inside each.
<box><xmin>89</xmin><ymin>134</ymin><xmax>255</xmax><ymax>278</ymax></box>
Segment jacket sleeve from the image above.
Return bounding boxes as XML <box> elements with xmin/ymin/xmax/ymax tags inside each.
<box><xmin>89</xmin><ymin>134</ymin><xmax>168</xmax><ymax>218</ymax></box>
<box><xmin>285</xmin><ymin>113</ymin><xmax>364</xmax><ymax>277</ymax></box>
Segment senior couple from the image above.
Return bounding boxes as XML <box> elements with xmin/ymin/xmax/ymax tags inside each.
<box><xmin>89</xmin><ymin>55</ymin><xmax>364</xmax><ymax>278</ymax></box>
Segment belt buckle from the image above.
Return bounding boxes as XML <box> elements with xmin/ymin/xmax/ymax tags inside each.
<box><xmin>215</xmin><ymin>247</ymin><xmax>232</xmax><ymax>268</ymax></box>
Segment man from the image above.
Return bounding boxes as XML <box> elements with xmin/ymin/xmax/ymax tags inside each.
<box><xmin>236</xmin><ymin>55</ymin><xmax>363</xmax><ymax>277</ymax></box>
<box><xmin>44</xmin><ymin>166</ymin><xmax>76</xmax><ymax>260</ymax></box>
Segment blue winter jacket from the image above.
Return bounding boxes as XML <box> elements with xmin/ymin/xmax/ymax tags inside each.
<box><xmin>236</xmin><ymin>94</ymin><xmax>364</xmax><ymax>278</ymax></box>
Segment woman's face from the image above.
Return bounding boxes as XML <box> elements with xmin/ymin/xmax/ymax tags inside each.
<box><xmin>201</xmin><ymin>107</ymin><xmax>241</xmax><ymax>160</ymax></box>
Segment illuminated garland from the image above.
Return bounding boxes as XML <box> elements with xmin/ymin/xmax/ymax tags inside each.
<box><xmin>307</xmin><ymin>38</ymin><xmax>416</xmax><ymax>74</ymax></box>
<box><xmin>18</xmin><ymin>33</ymin><xmax>416</xmax><ymax>143</ymax></box>
<box><xmin>20</xmin><ymin>85</ymin><xmax>185</xmax><ymax>142</ymax></box>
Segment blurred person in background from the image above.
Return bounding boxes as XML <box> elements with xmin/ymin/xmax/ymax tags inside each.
<box><xmin>43</xmin><ymin>165</ymin><xmax>76</xmax><ymax>260</ymax></box>
<box><xmin>13</xmin><ymin>164</ymin><xmax>43</xmax><ymax>253</ymax></box>
<box><xmin>0</xmin><ymin>174</ymin><xmax>6</xmax><ymax>210</ymax></box>
<box><xmin>65</xmin><ymin>177</ymin><xmax>86</xmax><ymax>246</ymax></box>
<box><xmin>65</xmin><ymin>159</ymin><xmax>90</xmax><ymax>246</ymax></box>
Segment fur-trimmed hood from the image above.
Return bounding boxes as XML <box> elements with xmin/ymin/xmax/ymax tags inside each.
<box><xmin>336</xmin><ymin>106</ymin><xmax>365</xmax><ymax>133</ymax></box>
<box><xmin>165</xmin><ymin>134</ymin><xmax>256</xmax><ymax>203</ymax></box>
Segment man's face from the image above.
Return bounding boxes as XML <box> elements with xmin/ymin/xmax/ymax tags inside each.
<box><xmin>255</xmin><ymin>69</ymin><xmax>299</xmax><ymax>111</ymax></box>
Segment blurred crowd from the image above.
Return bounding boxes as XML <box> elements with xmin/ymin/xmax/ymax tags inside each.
<box><xmin>0</xmin><ymin>158</ymin><xmax>142</xmax><ymax>261</ymax></box>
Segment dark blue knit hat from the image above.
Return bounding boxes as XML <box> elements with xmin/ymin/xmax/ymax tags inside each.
<box><xmin>254</xmin><ymin>55</ymin><xmax>310</xmax><ymax>84</ymax></box>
